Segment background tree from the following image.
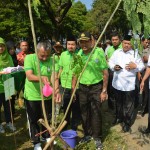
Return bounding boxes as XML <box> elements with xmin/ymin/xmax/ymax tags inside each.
<box><xmin>85</xmin><ymin>0</ymin><xmax>130</xmax><ymax>39</ymax></box>
<box><xmin>61</xmin><ymin>1</ymin><xmax>87</xmax><ymax>37</ymax></box>
<box><xmin>0</xmin><ymin>0</ymin><xmax>31</xmax><ymax>40</ymax></box>
<box><xmin>123</xmin><ymin>0</ymin><xmax>150</xmax><ymax>37</ymax></box>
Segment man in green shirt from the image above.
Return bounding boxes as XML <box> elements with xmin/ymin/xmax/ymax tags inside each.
<box><xmin>107</xmin><ymin>32</ymin><xmax>122</xmax><ymax>111</ymax></box>
<box><xmin>24</xmin><ymin>41</ymin><xmax>61</xmax><ymax>150</ymax></box>
<box><xmin>59</xmin><ymin>35</ymin><xmax>81</xmax><ymax>130</ymax></box>
<box><xmin>72</xmin><ymin>32</ymin><xmax>108</xmax><ymax>150</ymax></box>
<box><xmin>106</xmin><ymin>32</ymin><xmax>122</xmax><ymax>60</ymax></box>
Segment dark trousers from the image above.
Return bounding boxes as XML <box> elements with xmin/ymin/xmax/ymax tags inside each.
<box><xmin>108</xmin><ymin>69</ymin><xmax>115</xmax><ymax>109</ymax></box>
<box><xmin>0</xmin><ymin>93</ymin><xmax>11</xmax><ymax>123</ymax></box>
<box><xmin>62</xmin><ymin>88</ymin><xmax>81</xmax><ymax>130</ymax></box>
<box><xmin>25</xmin><ymin>99</ymin><xmax>52</xmax><ymax>145</ymax></box>
<box><xmin>141</xmin><ymin>70</ymin><xmax>149</xmax><ymax>114</ymax></box>
<box><xmin>147</xmin><ymin>90</ymin><xmax>150</xmax><ymax>129</ymax></box>
<box><xmin>79</xmin><ymin>82</ymin><xmax>102</xmax><ymax>139</ymax></box>
<box><xmin>11</xmin><ymin>95</ymin><xmax>16</xmax><ymax>114</ymax></box>
<box><xmin>114</xmin><ymin>89</ymin><xmax>137</xmax><ymax>126</ymax></box>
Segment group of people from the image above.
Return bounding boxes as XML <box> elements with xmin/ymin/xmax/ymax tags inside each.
<box><xmin>0</xmin><ymin>31</ymin><xmax>150</xmax><ymax>150</ymax></box>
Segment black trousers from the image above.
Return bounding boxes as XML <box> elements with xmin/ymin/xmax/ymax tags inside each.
<box><xmin>79</xmin><ymin>82</ymin><xmax>102</xmax><ymax>139</ymax></box>
<box><xmin>147</xmin><ymin>90</ymin><xmax>150</xmax><ymax>129</ymax></box>
<box><xmin>62</xmin><ymin>88</ymin><xmax>81</xmax><ymax>130</ymax></box>
<box><xmin>141</xmin><ymin>70</ymin><xmax>149</xmax><ymax>114</ymax></box>
<box><xmin>107</xmin><ymin>69</ymin><xmax>115</xmax><ymax>109</ymax></box>
<box><xmin>0</xmin><ymin>93</ymin><xmax>11</xmax><ymax>123</ymax></box>
<box><xmin>25</xmin><ymin>99</ymin><xmax>52</xmax><ymax>145</ymax></box>
<box><xmin>114</xmin><ymin>89</ymin><xmax>137</xmax><ymax>127</ymax></box>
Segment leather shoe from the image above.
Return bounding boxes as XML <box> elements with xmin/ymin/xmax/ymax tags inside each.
<box><xmin>142</xmin><ymin>128</ymin><xmax>150</xmax><ymax>134</ymax></box>
<box><xmin>122</xmin><ymin>125</ymin><xmax>131</xmax><ymax>132</ymax></box>
<box><xmin>112</xmin><ymin>118</ymin><xmax>122</xmax><ymax>125</ymax></box>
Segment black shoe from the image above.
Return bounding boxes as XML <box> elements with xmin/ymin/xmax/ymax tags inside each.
<box><xmin>79</xmin><ymin>136</ymin><xmax>92</xmax><ymax>144</ymax></box>
<box><xmin>122</xmin><ymin>125</ymin><xmax>131</xmax><ymax>133</ymax></box>
<box><xmin>112</xmin><ymin>118</ymin><xmax>122</xmax><ymax>125</ymax></box>
<box><xmin>142</xmin><ymin>128</ymin><xmax>150</xmax><ymax>134</ymax></box>
<box><xmin>95</xmin><ymin>139</ymin><xmax>103</xmax><ymax>150</ymax></box>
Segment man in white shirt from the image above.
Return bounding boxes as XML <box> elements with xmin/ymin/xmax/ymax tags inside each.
<box><xmin>109</xmin><ymin>35</ymin><xmax>145</xmax><ymax>132</ymax></box>
<box><xmin>140</xmin><ymin>55</ymin><xmax>150</xmax><ymax>134</ymax></box>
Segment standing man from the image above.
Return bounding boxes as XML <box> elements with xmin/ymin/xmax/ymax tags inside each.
<box><xmin>17</xmin><ymin>40</ymin><xmax>32</xmax><ymax>66</ymax></box>
<box><xmin>59</xmin><ymin>35</ymin><xmax>81</xmax><ymax>130</ymax></box>
<box><xmin>24</xmin><ymin>41</ymin><xmax>61</xmax><ymax>150</ymax></box>
<box><xmin>109</xmin><ymin>35</ymin><xmax>145</xmax><ymax>132</ymax></box>
<box><xmin>138</xmin><ymin>37</ymin><xmax>150</xmax><ymax>116</ymax></box>
<box><xmin>53</xmin><ymin>41</ymin><xmax>63</xmax><ymax>57</ymax></box>
<box><xmin>140</xmin><ymin>55</ymin><xmax>150</xmax><ymax>133</ymax></box>
<box><xmin>107</xmin><ymin>32</ymin><xmax>122</xmax><ymax>110</ymax></box>
<box><xmin>72</xmin><ymin>32</ymin><xmax>108</xmax><ymax>150</ymax></box>
<box><xmin>107</xmin><ymin>32</ymin><xmax>122</xmax><ymax>60</ymax></box>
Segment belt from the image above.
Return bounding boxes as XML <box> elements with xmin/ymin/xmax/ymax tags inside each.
<box><xmin>79</xmin><ymin>81</ymin><xmax>102</xmax><ymax>87</ymax></box>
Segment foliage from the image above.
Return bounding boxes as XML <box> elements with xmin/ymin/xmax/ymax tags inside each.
<box><xmin>61</xmin><ymin>1</ymin><xmax>87</xmax><ymax>37</ymax></box>
<box><xmin>0</xmin><ymin>0</ymin><xmax>88</xmax><ymax>41</ymax></box>
<box><xmin>71</xmin><ymin>53</ymin><xmax>84</xmax><ymax>77</ymax></box>
<box><xmin>123</xmin><ymin>0</ymin><xmax>150</xmax><ymax>37</ymax></box>
<box><xmin>0</xmin><ymin>0</ymin><xmax>31</xmax><ymax>41</ymax></box>
<box><xmin>85</xmin><ymin>0</ymin><xmax>130</xmax><ymax>37</ymax></box>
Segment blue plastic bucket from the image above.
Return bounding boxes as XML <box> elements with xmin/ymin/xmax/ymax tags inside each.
<box><xmin>60</xmin><ymin>130</ymin><xmax>77</xmax><ymax>148</ymax></box>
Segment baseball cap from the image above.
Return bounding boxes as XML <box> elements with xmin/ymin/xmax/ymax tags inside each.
<box><xmin>53</xmin><ymin>41</ymin><xmax>63</xmax><ymax>48</ymax></box>
<box><xmin>79</xmin><ymin>32</ymin><xmax>92</xmax><ymax>41</ymax></box>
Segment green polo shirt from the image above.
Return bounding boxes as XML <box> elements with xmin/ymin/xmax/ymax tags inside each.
<box><xmin>59</xmin><ymin>50</ymin><xmax>78</xmax><ymax>89</ymax></box>
<box><xmin>0</xmin><ymin>56</ymin><xmax>14</xmax><ymax>94</ymax></box>
<box><xmin>78</xmin><ymin>47</ymin><xmax>108</xmax><ymax>85</ymax></box>
<box><xmin>107</xmin><ymin>43</ymin><xmax>122</xmax><ymax>59</ymax></box>
<box><xmin>54</xmin><ymin>55</ymin><xmax>60</xmax><ymax>70</ymax></box>
<box><xmin>24</xmin><ymin>54</ymin><xmax>59</xmax><ymax>101</ymax></box>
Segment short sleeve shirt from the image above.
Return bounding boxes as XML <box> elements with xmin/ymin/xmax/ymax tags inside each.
<box><xmin>24</xmin><ymin>54</ymin><xmax>59</xmax><ymax>101</ymax></box>
<box><xmin>107</xmin><ymin>44</ymin><xmax>122</xmax><ymax>59</ymax></box>
<box><xmin>78</xmin><ymin>47</ymin><xmax>108</xmax><ymax>85</ymax></box>
<box><xmin>59</xmin><ymin>50</ymin><xmax>78</xmax><ymax>88</ymax></box>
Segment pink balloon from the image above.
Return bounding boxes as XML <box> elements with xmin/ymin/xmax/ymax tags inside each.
<box><xmin>42</xmin><ymin>84</ymin><xmax>53</xmax><ymax>97</ymax></box>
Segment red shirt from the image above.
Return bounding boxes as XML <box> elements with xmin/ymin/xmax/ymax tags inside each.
<box><xmin>17</xmin><ymin>51</ymin><xmax>33</xmax><ymax>66</ymax></box>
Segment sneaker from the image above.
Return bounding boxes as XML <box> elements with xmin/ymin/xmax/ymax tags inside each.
<box><xmin>0</xmin><ymin>124</ymin><xmax>5</xmax><ymax>133</ymax></box>
<box><xmin>46</xmin><ymin>137</ymin><xmax>57</xmax><ymax>145</ymax></box>
<box><xmin>79</xmin><ymin>135</ymin><xmax>92</xmax><ymax>144</ymax></box>
<box><xmin>95</xmin><ymin>139</ymin><xmax>103</xmax><ymax>150</ymax></box>
<box><xmin>34</xmin><ymin>143</ymin><xmax>42</xmax><ymax>150</ymax></box>
<box><xmin>6</xmin><ymin>122</ymin><xmax>16</xmax><ymax>132</ymax></box>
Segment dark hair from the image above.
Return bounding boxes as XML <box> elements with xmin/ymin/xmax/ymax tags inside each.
<box><xmin>111</xmin><ymin>32</ymin><xmax>121</xmax><ymax>39</ymax></box>
<box><xmin>141</xmin><ymin>37</ymin><xmax>148</xmax><ymax>42</ymax></box>
<box><xmin>6</xmin><ymin>41</ymin><xmax>16</xmax><ymax>50</ymax></box>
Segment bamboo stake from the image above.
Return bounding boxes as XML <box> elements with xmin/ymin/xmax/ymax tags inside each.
<box><xmin>52</xmin><ymin>54</ymin><xmax>55</xmax><ymax>128</ymax></box>
<box><xmin>53</xmin><ymin>0</ymin><xmax>123</xmax><ymax>134</ymax></box>
<box><xmin>28</xmin><ymin>0</ymin><xmax>52</xmax><ymax>133</ymax></box>
<box><xmin>43</xmin><ymin>121</ymin><xmax>67</xmax><ymax>150</ymax></box>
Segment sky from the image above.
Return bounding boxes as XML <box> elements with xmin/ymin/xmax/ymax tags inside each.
<box><xmin>75</xmin><ymin>0</ymin><xmax>93</xmax><ymax>10</ymax></box>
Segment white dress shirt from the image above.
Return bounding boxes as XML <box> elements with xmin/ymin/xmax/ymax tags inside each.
<box><xmin>147</xmin><ymin>55</ymin><xmax>150</xmax><ymax>89</ymax></box>
<box><xmin>109</xmin><ymin>49</ymin><xmax>145</xmax><ymax>91</ymax></box>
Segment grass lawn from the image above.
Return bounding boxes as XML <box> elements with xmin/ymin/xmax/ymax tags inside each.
<box><xmin>0</xmin><ymin>101</ymin><xmax>128</xmax><ymax>150</ymax></box>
